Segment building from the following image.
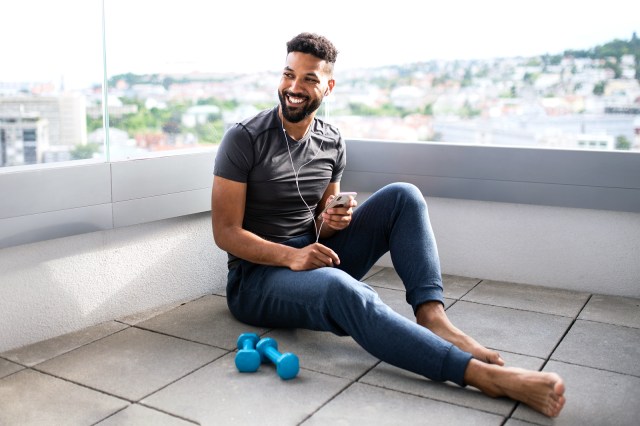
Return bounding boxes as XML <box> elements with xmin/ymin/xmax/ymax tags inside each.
<box><xmin>0</xmin><ymin>112</ymin><xmax>49</xmax><ymax>166</ymax></box>
<box><xmin>0</xmin><ymin>93</ymin><xmax>87</xmax><ymax>164</ymax></box>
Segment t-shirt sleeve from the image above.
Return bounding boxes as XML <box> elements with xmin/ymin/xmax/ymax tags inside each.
<box><xmin>213</xmin><ymin>124</ymin><xmax>254</xmax><ymax>183</ymax></box>
<box><xmin>331</xmin><ymin>136</ymin><xmax>346</xmax><ymax>182</ymax></box>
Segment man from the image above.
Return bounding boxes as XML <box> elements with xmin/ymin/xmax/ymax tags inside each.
<box><xmin>212</xmin><ymin>32</ymin><xmax>565</xmax><ymax>417</ymax></box>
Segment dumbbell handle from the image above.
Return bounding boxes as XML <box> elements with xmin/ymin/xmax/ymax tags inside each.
<box><xmin>241</xmin><ymin>339</ymin><xmax>256</xmax><ymax>351</ymax></box>
<box><xmin>263</xmin><ymin>345</ymin><xmax>282</xmax><ymax>362</ymax></box>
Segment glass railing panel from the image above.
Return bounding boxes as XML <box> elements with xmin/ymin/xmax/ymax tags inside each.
<box><xmin>0</xmin><ymin>0</ymin><xmax>105</xmax><ymax>168</ymax></box>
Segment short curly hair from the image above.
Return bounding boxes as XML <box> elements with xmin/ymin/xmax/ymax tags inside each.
<box><xmin>286</xmin><ymin>32</ymin><xmax>339</xmax><ymax>66</ymax></box>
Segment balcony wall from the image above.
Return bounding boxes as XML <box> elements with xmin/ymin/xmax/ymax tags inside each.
<box><xmin>1</xmin><ymin>141</ymin><xmax>639</xmax><ymax>352</ymax></box>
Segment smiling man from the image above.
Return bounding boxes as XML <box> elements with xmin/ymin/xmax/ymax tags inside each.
<box><xmin>211</xmin><ymin>32</ymin><xmax>565</xmax><ymax>418</ymax></box>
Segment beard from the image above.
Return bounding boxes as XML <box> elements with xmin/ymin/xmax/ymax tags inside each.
<box><xmin>278</xmin><ymin>90</ymin><xmax>322</xmax><ymax>123</ymax></box>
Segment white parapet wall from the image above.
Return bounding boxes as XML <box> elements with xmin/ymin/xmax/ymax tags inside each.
<box><xmin>379</xmin><ymin>196</ymin><xmax>640</xmax><ymax>297</ymax></box>
<box><xmin>1</xmin><ymin>143</ymin><xmax>639</xmax><ymax>353</ymax></box>
<box><xmin>0</xmin><ymin>212</ymin><xmax>228</xmax><ymax>353</ymax></box>
<box><xmin>2</xmin><ymin>197</ymin><xmax>639</xmax><ymax>353</ymax></box>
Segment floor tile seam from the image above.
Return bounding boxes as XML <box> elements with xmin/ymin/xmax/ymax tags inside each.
<box><xmin>135</xmin><ymin>402</ymin><xmax>201</xmax><ymax>425</ymax></box>
<box><xmin>354</xmin><ymin>380</ymin><xmax>510</xmax><ymax>419</ymax></box>
<box><xmin>130</xmin><ymin>324</ymin><xmax>236</xmax><ymax>352</ymax></box>
<box><xmin>30</xmin><ymin>349</ymin><xmax>228</xmax><ymax>406</ymax></box>
<box><xmin>133</xmin><ymin>352</ymin><xmax>231</xmax><ymax>403</ymax></box>
<box><xmin>296</xmin><ymin>380</ymin><xmax>355</xmax><ymax>425</ymax></box>
<box><xmin>94</xmin><ymin>402</ymin><xmax>201</xmax><ymax>425</ymax></box>
<box><xmin>546</xmin><ymin>357</ymin><xmax>640</xmax><ymax>379</ymax></box>
<box><xmin>113</xmin><ymin>295</ymin><xmax>214</xmax><ymax>326</ymax></box>
<box><xmin>503</xmin><ymin>412</ymin><xmax>545</xmax><ymax>426</ymax></box>
<box><xmin>539</xmin><ymin>294</ymin><xmax>592</xmax><ymax>373</ymax></box>
<box><xmin>368</xmin><ymin>283</ymin><xmax>403</xmax><ymax>292</ymax></box>
<box><xmin>0</xmin><ymin>354</ymin><xmax>25</xmax><ymax>368</ymax></box>
<box><xmin>135</xmin><ymin>352</ymin><xmax>229</xmax><ymax>402</ymax></box>
<box><xmin>90</xmin><ymin>405</ymin><xmax>129</xmax><ymax>426</ymax></box>
<box><xmin>294</xmin><ymin>358</ymin><xmax>382</xmax><ymax>382</ymax></box>
<box><xmin>363</xmin><ymin>268</ymin><xmax>386</xmax><ymax>281</ymax></box>
<box><xmin>484</xmin><ymin>348</ymin><xmax>546</xmax><ymax>365</ymax></box>
<box><xmin>454</xmin><ymin>299</ymin><xmax>581</xmax><ymax>319</ymax></box>
<box><xmin>113</xmin><ymin>305</ymin><xmax>192</xmax><ymax>327</ymax></box>
<box><xmin>573</xmin><ymin>317</ymin><xmax>640</xmax><ymax>331</ymax></box>
<box><xmin>460</xmin><ymin>278</ymin><xmax>484</xmax><ymax>299</ymax></box>
<box><xmin>28</xmin><ymin>365</ymin><xmax>134</xmax><ymax>403</ymax></box>
<box><xmin>0</xmin><ymin>366</ymin><xmax>26</xmax><ymax>382</ymax></box>
<box><xmin>2</xmin><ymin>325</ymin><xmax>133</xmax><ymax>369</ymax></box>
<box><xmin>296</xmin><ymin>359</ymin><xmax>385</xmax><ymax>422</ymax></box>
<box><xmin>293</xmin><ymin>364</ymin><xmax>374</xmax><ymax>381</ymax></box>
<box><xmin>501</xmin><ymin>296</ymin><xmax>593</xmax><ymax>426</ymax></box>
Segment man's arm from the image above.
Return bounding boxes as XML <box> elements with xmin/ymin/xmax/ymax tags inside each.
<box><xmin>211</xmin><ymin>175</ymin><xmax>341</xmax><ymax>270</ymax></box>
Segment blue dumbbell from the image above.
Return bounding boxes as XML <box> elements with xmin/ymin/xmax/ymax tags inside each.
<box><xmin>235</xmin><ymin>333</ymin><xmax>261</xmax><ymax>373</ymax></box>
<box><xmin>256</xmin><ymin>337</ymin><xmax>299</xmax><ymax>380</ymax></box>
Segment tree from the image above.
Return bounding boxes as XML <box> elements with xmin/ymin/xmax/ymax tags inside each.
<box><xmin>86</xmin><ymin>115</ymin><xmax>103</xmax><ymax>133</ymax></box>
<box><xmin>71</xmin><ymin>144</ymin><xmax>100</xmax><ymax>160</ymax></box>
<box><xmin>615</xmin><ymin>135</ymin><xmax>631</xmax><ymax>150</ymax></box>
<box><xmin>593</xmin><ymin>81</ymin><xmax>606</xmax><ymax>96</ymax></box>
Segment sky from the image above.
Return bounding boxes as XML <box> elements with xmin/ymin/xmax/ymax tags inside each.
<box><xmin>1</xmin><ymin>0</ymin><xmax>639</xmax><ymax>89</ymax></box>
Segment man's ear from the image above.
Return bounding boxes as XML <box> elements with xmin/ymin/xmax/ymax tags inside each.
<box><xmin>325</xmin><ymin>79</ymin><xmax>336</xmax><ymax>96</ymax></box>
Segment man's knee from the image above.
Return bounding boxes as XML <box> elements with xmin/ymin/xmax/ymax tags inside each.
<box><xmin>322</xmin><ymin>270</ymin><xmax>376</xmax><ymax>305</ymax></box>
<box><xmin>383</xmin><ymin>182</ymin><xmax>427</xmax><ymax>210</ymax></box>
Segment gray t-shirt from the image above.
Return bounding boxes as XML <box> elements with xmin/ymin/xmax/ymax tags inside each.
<box><xmin>214</xmin><ymin>106</ymin><xmax>345</xmax><ymax>252</ymax></box>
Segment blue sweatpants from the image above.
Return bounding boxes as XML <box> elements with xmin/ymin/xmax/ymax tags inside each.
<box><xmin>225</xmin><ymin>182</ymin><xmax>472</xmax><ymax>386</ymax></box>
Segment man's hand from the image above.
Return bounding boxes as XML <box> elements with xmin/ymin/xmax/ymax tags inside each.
<box><xmin>320</xmin><ymin>195</ymin><xmax>357</xmax><ymax>231</ymax></box>
<box><xmin>288</xmin><ymin>243</ymin><xmax>340</xmax><ymax>271</ymax></box>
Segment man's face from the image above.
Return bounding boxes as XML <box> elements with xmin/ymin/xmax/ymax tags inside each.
<box><xmin>278</xmin><ymin>51</ymin><xmax>334</xmax><ymax>123</ymax></box>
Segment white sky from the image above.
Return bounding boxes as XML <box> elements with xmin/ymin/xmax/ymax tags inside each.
<box><xmin>1</xmin><ymin>0</ymin><xmax>639</xmax><ymax>88</ymax></box>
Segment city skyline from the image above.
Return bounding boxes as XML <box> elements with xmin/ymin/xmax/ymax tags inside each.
<box><xmin>1</xmin><ymin>0</ymin><xmax>639</xmax><ymax>90</ymax></box>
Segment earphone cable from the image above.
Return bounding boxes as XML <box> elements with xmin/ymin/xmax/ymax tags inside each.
<box><xmin>282</xmin><ymin>126</ymin><xmax>325</xmax><ymax>241</ymax></box>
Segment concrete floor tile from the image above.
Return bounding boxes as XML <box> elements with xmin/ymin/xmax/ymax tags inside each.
<box><xmin>504</xmin><ymin>420</ymin><xmax>542</xmax><ymax>426</ymax></box>
<box><xmin>442</xmin><ymin>274</ymin><xmax>482</xmax><ymax>299</ymax></box>
<box><xmin>143</xmin><ymin>352</ymin><xmax>350</xmax><ymax>425</ymax></box>
<box><xmin>36</xmin><ymin>327</ymin><xmax>225</xmax><ymax>401</ymax></box>
<box><xmin>117</xmin><ymin>301</ymin><xmax>186</xmax><ymax>326</ymax></box>
<box><xmin>462</xmin><ymin>280</ymin><xmax>590</xmax><ymax>317</ymax></box>
<box><xmin>513</xmin><ymin>360</ymin><xmax>640</xmax><ymax>426</ymax></box>
<box><xmin>363</xmin><ymin>266</ymin><xmax>404</xmax><ymax>290</ymax></box>
<box><xmin>136</xmin><ymin>294</ymin><xmax>267</xmax><ymax>350</ymax></box>
<box><xmin>446</xmin><ymin>301</ymin><xmax>573</xmax><ymax>358</ymax></box>
<box><xmin>359</xmin><ymin>351</ymin><xmax>544</xmax><ymax>416</ymax></box>
<box><xmin>304</xmin><ymin>382</ymin><xmax>503</xmax><ymax>426</ymax></box>
<box><xmin>578</xmin><ymin>294</ymin><xmax>640</xmax><ymax>329</ymax></box>
<box><xmin>375</xmin><ymin>286</ymin><xmax>455</xmax><ymax>322</ymax></box>
<box><xmin>0</xmin><ymin>369</ymin><xmax>127</xmax><ymax>426</ymax></box>
<box><xmin>0</xmin><ymin>321</ymin><xmax>128</xmax><ymax>367</ymax></box>
<box><xmin>364</xmin><ymin>267</ymin><xmax>479</xmax><ymax>299</ymax></box>
<box><xmin>363</xmin><ymin>265</ymin><xmax>384</xmax><ymax>280</ymax></box>
<box><xmin>264</xmin><ymin>329</ymin><xmax>379</xmax><ymax>380</ymax></box>
<box><xmin>551</xmin><ymin>320</ymin><xmax>640</xmax><ymax>376</ymax></box>
<box><xmin>0</xmin><ymin>358</ymin><xmax>24</xmax><ymax>379</ymax></box>
<box><xmin>97</xmin><ymin>404</ymin><xmax>195</xmax><ymax>425</ymax></box>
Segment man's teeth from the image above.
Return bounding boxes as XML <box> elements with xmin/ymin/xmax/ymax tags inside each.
<box><xmin>288</xmin><ymin>96</ymin><xmax>305</xmax><ymax>104</ymax></box>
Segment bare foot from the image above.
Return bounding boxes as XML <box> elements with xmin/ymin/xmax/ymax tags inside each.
<box><xmin>416</xmin><ymin>302</ymin><xmax>504</xmax><ymax>365</ymax></box>
<box><xmin>465</xmin><ymin>360</ymin><xmax>566</xmax><ymax>417</ymax></box>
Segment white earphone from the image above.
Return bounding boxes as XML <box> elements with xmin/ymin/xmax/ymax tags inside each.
<box><xmin>281</xmin><ymin>120</ymin><xmax>326</xmax><ymax>242</ymax></box>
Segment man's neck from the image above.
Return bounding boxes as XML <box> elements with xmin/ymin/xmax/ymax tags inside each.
<box><xmin>279</xmin><ymin>108</ymin><xmax>314</xmax><ymax>141</ymax></box>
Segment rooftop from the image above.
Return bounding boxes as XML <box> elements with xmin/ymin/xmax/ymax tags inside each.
<box><xmin>1</xmin><ymin>266</ymin><xmax>639</xmax><ymax>425</ymax></box>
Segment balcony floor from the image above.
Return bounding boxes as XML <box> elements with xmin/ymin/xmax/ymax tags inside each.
<box><xmin>1</xmin><ymin>266</ymin><xmax>639</xmax><ymax>425</ymax></box>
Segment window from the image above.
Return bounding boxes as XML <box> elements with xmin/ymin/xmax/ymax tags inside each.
<box><xmin>0</xmin><ymin>0</ymin><xmax>104</xmax><ymax>168</ymax></box>
<box><xmin>1</xmin><ymin>0</ymin><xmax>639</xmax><ymax>172</ymax></box>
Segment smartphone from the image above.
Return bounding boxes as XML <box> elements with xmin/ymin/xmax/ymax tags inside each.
<box><xmin>318</xmin><ymin>192</ymin><xmax>357</xmax><ymax>218</ymax></box>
